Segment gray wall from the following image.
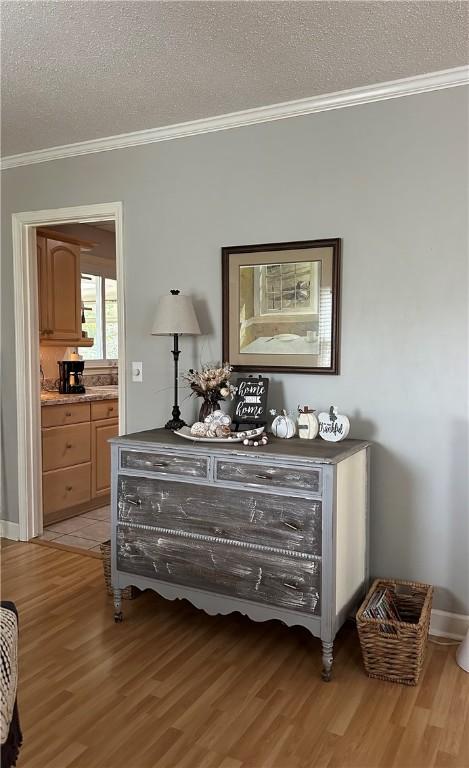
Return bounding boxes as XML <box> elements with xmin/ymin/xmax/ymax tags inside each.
<box><xmin>1</xmin><ymin>87</ymin><xmax>468</xmax><ymax>613</ymax></box>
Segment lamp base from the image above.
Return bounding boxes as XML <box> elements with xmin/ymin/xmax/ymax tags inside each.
<box><xmin>165</xmin><ymin>404</ymin><xmax>185</xmax><ymax>431</ymax></box>
<box><xmin>165</xmin><ymin>416</ymin><xmax>186</xmax><ymax>431</ymax></box>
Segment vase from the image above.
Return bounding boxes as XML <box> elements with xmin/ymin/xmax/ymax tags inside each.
<box><xmin>199</xmin><ymin>398</ymin><xmax>219</xmax><ymax>422</ymax></box>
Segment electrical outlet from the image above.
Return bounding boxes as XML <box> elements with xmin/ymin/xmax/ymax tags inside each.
<box><xmin>132</xmin><ymin>362</ymin><xmax>143</xmax><ymax>382</ymax></box>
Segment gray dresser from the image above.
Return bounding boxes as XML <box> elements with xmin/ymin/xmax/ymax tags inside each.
<box><xmin>110</xmin><ymin>429</ymin><xmax>370</xmax><ymax>680</ymax></box>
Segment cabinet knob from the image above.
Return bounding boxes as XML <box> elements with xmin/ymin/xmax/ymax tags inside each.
<box><xmin>66</xmin><ymin>485</ymin><xmax>73</xmax><ymax>491</ymax></box>
<box><xmin>66</xmin><ymin>443</ymin><xmax>73</xmax><ymax>449</ymax></box>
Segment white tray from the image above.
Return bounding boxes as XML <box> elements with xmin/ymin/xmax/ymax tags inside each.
<box><xmin>174</xmin><ymin>426</ymin><xmax>264</xmax><ymax>443</ymax></box>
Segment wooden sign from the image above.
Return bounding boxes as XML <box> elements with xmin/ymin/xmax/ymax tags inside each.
<box><xmin>232</xmin><ymin>376</ymin><xmax>269</xmax><ymax>427</ymax></box>
<box><xmin>318</xmin><ymin>406</ymin><xmax>350</xmax><ymax>442</ymax></box>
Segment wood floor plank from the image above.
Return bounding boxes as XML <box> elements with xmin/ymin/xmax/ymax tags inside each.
<box><xmin>2</xmin><ymin>540</ymin><xmax>468</xmax><ymax>768</ymax></box>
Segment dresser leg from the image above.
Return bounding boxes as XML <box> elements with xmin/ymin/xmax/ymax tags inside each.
<box><xmin>113</xmin><ymin>587</ymin><xmax>123</xmax><ymax>622</ymax></box>
<box><xmin>321</xmin><ymin>640</ymin><xmax>333</xmax><ymax>681</ymax></box>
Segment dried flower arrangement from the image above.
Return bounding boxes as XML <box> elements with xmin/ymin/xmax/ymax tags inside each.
<box><xmin>184</xmin><ymin>362</ymin><xmax>236</xmax><ymax>422</ymax></box>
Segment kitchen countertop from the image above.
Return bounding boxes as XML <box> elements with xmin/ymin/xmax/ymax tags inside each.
<box><xmin>40</xmin><ymin>385</ymin><xmax>118</xmax><ymax>406</ymax></box>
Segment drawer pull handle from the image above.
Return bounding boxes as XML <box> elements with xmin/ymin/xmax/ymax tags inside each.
<box><xmin>152</xmin><ymin>462</ymin><xmax>168</xmax><ymax>468</ymax></box>
<box><xmin>66</xmin><ymin>485</ymin><xmax>73</xmax><ymax>491</ymax></box>
<box><xmin>65</xmin><ymin>412</ymin><xmax>72</xmax><ymax>417</ymax></box>
<box><xmin>127</xmin><ymin>498</ymin><xmax>142</xmax><ymax>506</ymax></box>
<box><xmin>283</xmin><ymin>582</ymin><xmax>300</xmax><ymax>590</ymax></box>
<box><xmin>255</xmin><ymin>474</ymin><xmax>272</xmax><ymax>480</ymax></box>
<box><xmin>283</xmin><ymin>520</ymin><xmax>300</xmax><ymax>531</ymax></box>
<box><xmin>66</xmin><ymin>443</ymin><xmax>73</xmax><ymax>449</ymax></box>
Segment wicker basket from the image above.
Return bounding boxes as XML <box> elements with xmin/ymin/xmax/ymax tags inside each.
<box><xmin>100</xmin><ymin>540</ymin><xmax>138</xmax><ymax>600</ymax></box>
<box><xmin>356</xmin><ymin>578</ymin><xmax>433</xmax><ymax>685</ymax></box>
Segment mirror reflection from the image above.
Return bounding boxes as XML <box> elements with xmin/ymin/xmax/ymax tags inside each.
<box><xmin>239</xmin><ymin>261</ymin><xmax>321</xmax><ymax>354</ymax></box>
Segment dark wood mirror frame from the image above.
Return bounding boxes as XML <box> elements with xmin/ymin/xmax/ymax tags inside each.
<box><xmin>222</xmin><ymin>238</ymin><xmax>341</xmax><ymax>375</ymax></box>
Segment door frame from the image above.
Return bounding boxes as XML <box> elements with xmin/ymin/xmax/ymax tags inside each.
<box><xmin>12</xmin><ymin>202</ymin><xmax>125</xmax><ymax>540</ymax></box>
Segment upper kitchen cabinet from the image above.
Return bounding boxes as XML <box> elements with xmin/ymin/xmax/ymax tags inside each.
<box><xmin>37</xmin><ymin>229</ymin><xmax>95</xmax><ymax>346</ymax></box>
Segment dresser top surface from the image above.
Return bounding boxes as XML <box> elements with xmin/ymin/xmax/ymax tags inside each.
<box><xmin>111</xmin><ymin>428</ymin><xmax>370</xmax><ymax>465</ymax></box>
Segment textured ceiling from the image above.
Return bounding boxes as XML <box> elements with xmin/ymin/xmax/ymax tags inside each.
<box><xmin>1</xmin><ymin>1</ymin><xmax>468</xmax><ymax>156</ymax></box>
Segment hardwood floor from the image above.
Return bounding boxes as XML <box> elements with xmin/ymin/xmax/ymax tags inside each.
<box><xmin>2</xmin><ymin>540</ymin><xmax>468</xmax><ymax>768</ymax></box>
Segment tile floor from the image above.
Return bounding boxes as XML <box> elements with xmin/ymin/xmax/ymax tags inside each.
<box><xmin>39</xmin><ymin>505</ymin><xmax>110</xmax><ymax>552</ymax></box>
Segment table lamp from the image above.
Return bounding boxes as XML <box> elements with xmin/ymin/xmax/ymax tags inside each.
<box><xmin>151</xmin><ymin>289</ymin><xmax>201</xmax><ymax>430</ymax></box>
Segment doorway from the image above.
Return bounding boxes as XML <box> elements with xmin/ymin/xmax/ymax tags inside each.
<box><xmin>12</xmin><ymin>203</ymin><xmax>125</xmax><ymax>542</ymax></box>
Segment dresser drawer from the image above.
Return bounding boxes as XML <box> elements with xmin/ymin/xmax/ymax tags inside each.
<box><xmin>120</xmin><ymin>450</ymin><xmax>208</xmax><ymax>479</ymax></box>
<box><xmin>42</xmin><ymin>422</ymin><xmax>90</xmax><ymax>471</ymax></box>
<box><xmin>117</xmin><ymin>526</ymin><xmax>321</xmax><ymax>615</ymax></box>
<box><xmin>117</xmin><ymin>475</ymin><xmax>321</xmax><ymax>556</ymax></box>
<box><xmin>215</xmin><ymin>459</ymin><xmax>321</xmax><ymax>494</ymax></box>
<box><xmin>91</xmin><ymin>400</ymin><xmax>118</xmax><ymax>421</ymax></box>
<box><xmin>41</xmin><ymin>402</ymin><xmax>90</xmax><ymax>427</ymax></box>
<box><xmin>43</xmin><ymin>463</ymin><xmax>91</xmax><ymax>514</ymax></box>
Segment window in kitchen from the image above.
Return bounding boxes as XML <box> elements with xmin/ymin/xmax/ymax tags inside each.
<box><xmin>81</xmin><ymin>274</ymin><xmax>118</xmax><ymax>364</ymax></box>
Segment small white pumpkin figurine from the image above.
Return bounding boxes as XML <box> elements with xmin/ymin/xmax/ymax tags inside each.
<box><xmin>271</xmin><ymin>409</ymin><xmax>296</xmax><ymax>439</ymax></box>
<box><xmin>297</xmin><ymin>406</ymin><xmax>319</xmax><ymax>440</ymax></box>
<box><xmin>318</xmin><ymin>406</ymin><xmax>350</xmax><ymax>442</ymax></box>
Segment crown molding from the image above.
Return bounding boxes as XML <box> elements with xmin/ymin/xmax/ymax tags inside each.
<box><xmin>2</xmin><ymin>66</ymin><xmax>468</xmax><ymax>170</ymax></box>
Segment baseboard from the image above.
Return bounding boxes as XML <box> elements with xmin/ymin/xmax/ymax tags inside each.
<box><xmin>0</xmin><ymin>520</ymin><xmax>20</xmax><ymax>541</ymax></box>
<box><xmin>430</xmin><ymin>609</ymin><xmax>469</xmax><ymax>640</ymax></box>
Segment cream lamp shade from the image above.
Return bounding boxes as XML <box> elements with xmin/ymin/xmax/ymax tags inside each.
<box><xmin>151</xmin><ymin>290</ymin><xmax>201</xmax><ymax>336</ymax></box>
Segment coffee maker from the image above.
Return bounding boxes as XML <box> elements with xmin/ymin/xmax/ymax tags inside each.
<box><xmin>58</xmin><ymin>360</ymin><xmax>86</xmax><ymax>394</ymax></box>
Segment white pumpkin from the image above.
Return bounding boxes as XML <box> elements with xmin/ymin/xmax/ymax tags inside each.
<box><xmin>271</xmin><ymin>410</ymin><xmax>296</xmax><ymax>439</ymax></box>
<box><xmin>318</xmin><ymin>406</ymin><xmax>350</xmax><ymax>442</ymax></box>
<box><xmin>297</xmin><ymin>406</ymin><xmax>319</xmax><ymax>440</ymax></box>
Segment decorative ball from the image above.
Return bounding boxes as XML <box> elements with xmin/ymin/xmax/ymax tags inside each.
<box><xmin>190</xmin><ymin>422</ymin><xmax>207</xmax><ymax>437</ymax></box>
<box><xmin>215</xmin><ymin>425</ymin><xmax>231</xmax><ymax>438</ymax></box>
<box><xmin>206</xmin><ymin>426</ymin><xmax>218</xmax><ymax>438</ymax></box>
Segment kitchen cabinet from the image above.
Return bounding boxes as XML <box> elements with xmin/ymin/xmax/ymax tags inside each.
<box><xmin>41</xmin><ymin>397</ymin><xmax>118</xmax><ymax>525</ymax></box>
<box><xmin>92</xmin><ymin>419</ymin><xmax>119</xmax><ymax>498</ymax></box>
<box><xmin>37</xmin><ymin>229</ymin><xmax>95</xmax><ymax>346</ymax></box>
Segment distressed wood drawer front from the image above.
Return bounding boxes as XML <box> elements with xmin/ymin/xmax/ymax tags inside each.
<box><xmin>91</xmin><ymin>400</ymin><xmax>118</xmax><ymax>421</ymax></box>
<box><xmin>41</xmin><ymin>402</ymin><xmax>90</xmax><ymax>428</ymax></box>
<box><xmin>215</xmin><ymin>459</ymin><xmax>321</xmax><ymax>494</ymax></box>
<box><xmin>120</xmin><ymin>450</ymin><xmax>208</xmax><ymax>479</ymax></box>
<box><xmin>117</xmin><ymin>526</ymin><xmax>321</xmax><ymax>615</ymax></box>
<box><xmin>42</xmin><ymin>422</ymin><xmax>91</xmax><ymax>471</ymax></box>
<box><xmin>118</xmin><ymin>475</ymin><xmax>321</xmax><ymax>555</ymax></box>
<box><xmin>43</xmin><ymin>463</ymin><xmax>91</xmax><ymax>514</ymax></box>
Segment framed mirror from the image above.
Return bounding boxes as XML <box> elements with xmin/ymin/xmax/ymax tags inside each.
<box><xmin>222</xmin><ymin>239</ymin><xmax>341</xmax><ymax>374</ymax></box>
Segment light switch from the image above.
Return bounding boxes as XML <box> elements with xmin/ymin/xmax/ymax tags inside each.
<box><xmin>132</xmin><ymin>362</ymin><xmax>143</xmax><ymax>382</ymax></box>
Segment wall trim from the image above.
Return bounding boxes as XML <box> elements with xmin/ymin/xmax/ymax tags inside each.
<box><xmin>2</xmin><ymin>66</ymin><xmax>468</xmax><ymax>170</ymax></box>
<box><xmin>0</xmin><ymin>520</ymin><xmax>20</xmax><ymax>541</ymax></box>
<box><xmin>12</xmin><ymin>202</ymin><xmax>126</xmax><ymax>541</ymax></box>
<box><xmin>430</xmin><ymin>609</ymin><xmax>469</xmax><ymax>641</ymax></box>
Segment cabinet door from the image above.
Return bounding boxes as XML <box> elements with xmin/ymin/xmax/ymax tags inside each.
<box><xmin>43</xmin><ymin>463</ymin><xmax>91</xmax><ymax>521</ymax></box>
<box><xmin>37</xmin><ymin>235</ymin><xmax>49</xmax><ymax>337</ymax></box>
<box><xmin>46</xmin><ymin>239</ymin><xmax>82</xmax><ymax>341</ymax></box>
<box><xmin>92</xmin><ymin>418</ymin><xmax>118</xmax><ymax>498</ymax></box>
